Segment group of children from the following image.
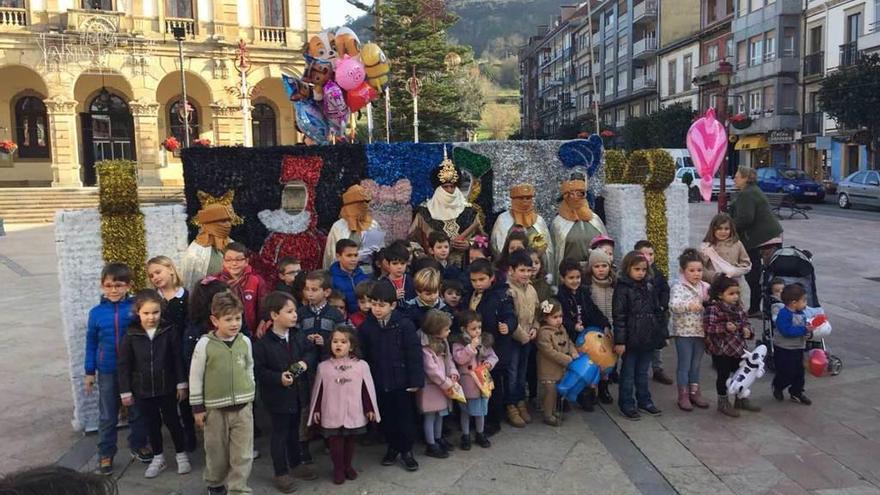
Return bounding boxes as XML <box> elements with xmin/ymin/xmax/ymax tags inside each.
<box><xmin>83</xmin><ymin>216</ymin><xmax>814</xmax><ymax>493</ymax></box>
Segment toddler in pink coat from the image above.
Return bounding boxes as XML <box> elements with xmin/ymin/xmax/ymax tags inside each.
<box><xmin>308</xmin><ymin>327</ymin><xmax>380</xmax><ymax>484</ymax></box>
<box><xmin>417</xmin><ymin>309</ymin><xmax>459</xmax><ymax>459</ymax></box>
<box><xmin>452</xmin><ymin>309</ymin><xmax>498</xmax><ymax>450</ymax></box>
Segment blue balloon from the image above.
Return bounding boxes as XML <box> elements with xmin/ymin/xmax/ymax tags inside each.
<box><xmin>557</xmin><ymin>326</ymin><xmax>614</xmax><ymax>403</ymax></box>
<box><xmin>294</xmin><ymin>100</ymin><xmax>331</xmax><ymax>145</ymax></box>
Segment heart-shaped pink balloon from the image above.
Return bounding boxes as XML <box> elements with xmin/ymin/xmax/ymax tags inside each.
<box><xmin>686</xmin><ymin>107</ymin><xmax>728</xmax><ymax>202</ymax></box>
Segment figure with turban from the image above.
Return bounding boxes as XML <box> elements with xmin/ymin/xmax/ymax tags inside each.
<box><xmin>551</xmin><ymin>178</ymin><xmax>608</xmax><ymax>273</ymax></box>
<box><xmin>180</xmin><ymin>202</ymin><xmax>237</xmax><ymax>290</ymax></box>
<box><xmin>491</xmin><ymin>183</ymin><xmax>555</xmax><ymax>281</ymax></box>
<box><xmin>409</xmin><ymin>148</ymin><xmax>482</xmax><ymax>267</ymax></box>
<box><xmin>322</xmin><ymin>184</ymin><xmax>385</xmax><ymax>271</ymax></box>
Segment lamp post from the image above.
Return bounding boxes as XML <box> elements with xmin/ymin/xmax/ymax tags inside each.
<box><xmin>234</xmin><ymin>39</ymin><xmax>253</xmax><ymax>147</ymax></box>
<box><xmin>405</xmin><ymin>67</ymin><xmax>422</xmax><ymax>143</ymax></box>
<box><xmin>716</xmin><ymin>60</ymin><xmax>733</xmax><ymax>213</ymax></box>
<box><xmin>171</xmin><ymin>26</ymin><xmax>190</xmax><ymax>147</ymax></box>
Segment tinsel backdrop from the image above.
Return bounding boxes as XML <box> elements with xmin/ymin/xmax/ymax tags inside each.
<box><xmin>57</xmin><ymin>205</ymin><xmax>189</xmax><ymax>432</ymax></box>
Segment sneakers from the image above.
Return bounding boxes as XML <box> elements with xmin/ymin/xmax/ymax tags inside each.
<box><xmin>131</xmin><ymin>447</ymin><xmax>154</xmax><ymax>463</ymax></box>
<box><xmin>437</xmin><ymin>437</ymin><xmax>455</xmax><ymax>452</ymax></box>
<box><xmin>474</xmin><ymin>433</ymin><xmax>491</xmax><ymax>448</ymax></box>
<box><xmin>652</xmin><ymin>369</ymin><xmax>674</xmax><ymax>385</ymax></box>
<box><xmin>424</xmin><ymin>443</ymin><xmax>449</xmax><ymax>459</ymax></box>
<box><xmin>620</xmin><ymin>409</ymin><xmax>641</xmax><ymax>421</ymax></box>
<box><xmin>401</xmin><ymin>451</ymin><xmax>419</xmax><ymax>471</ymax></box>
<box><xmin>516</xmin><ymin>401</ymin><xmax>532</xmax><ymax>423</ymax></box>
<box><xmin>95</xmin><ymin>457</ymin><xmax>113</xmax><ymax>476</ymax></box>
<box><xmin>790</xmin><ymin>392</ymin><xmax>812</xmax><ymax>405</ymax></box>
<box><xmin>773</xmin><ymin>387</ymin><xmax>785</xmax><ymax>401</ymax></box>
<box><xmin>381</xmin><ymin>448</ymin><xmax>399</xmax><ymax>466</ymax></box>
<box><xmin>459</xmin><ymin>434</ymin><xmax>472</xmax><ymax>451</ymax></box>
<box><xmin>638</xmin><ymin>404</ymin><xmax>662</xmax><ymax>416</ymax></box>
<box><xmin>176</xmin><ymin>452</ymin><xmax>192</xmax><ymax>475</ymax></box>
<box><xmin>144</xmin><ymin>454</ymin><xmax>167</xmax><ymax>478</ymax></box>
<box><xmin>273</xmin><ymin>474</ymin><xmax>297</xmax><ymax>493</ymax></box>
<box><xmin>292</xmin><ymin>463</ymin><xmax>318</xmax><ymax>480</ymax></box>
<box><xmin>506</xmin><ymin>404</ymin><xmax>526</xmax><ymax>428</ymax></box>
<box><xmin>543</xmin><ymin>415</ymin><xmax>561</xmax><ymax>427</ymax></box>
<box><xmin>207</xmin><ymin>486</ymin><xmax>227</xmax><ymax>495</ymax></box>
<box><xmin>734</xmin><ymin>398</ymin><xmax>762</xmax><ymax>412</ymax></box>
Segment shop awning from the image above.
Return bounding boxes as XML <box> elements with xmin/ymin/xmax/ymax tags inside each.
<box><xmin>735</xmin><ymin>135</ymin><xmax>769</xmax><ymax>150</ymax></box>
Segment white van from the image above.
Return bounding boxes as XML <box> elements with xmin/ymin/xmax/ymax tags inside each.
<box><xmin>661</xmin><ymin>149</ymin><xmax>693</xmax><ymax>170</ymax></box>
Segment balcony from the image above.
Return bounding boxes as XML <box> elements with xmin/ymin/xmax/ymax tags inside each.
<box><xmin>63</xmin><ymin>9</ymin><xmax>127</xmax><ymax>33</ymax></box>
<box><xmin>839</xmin><ymin>41</ymin><xmax>859</xmax><ymax>68</ymax></box>
<box><xmin>165</xmin><ymin>17</ymin><xmax>195</xmax><ymax>38</ymax></box>
<box><xmin>257</xmin><ymin>26</ymin><xmax>287</xmax><ymax>45</ymax></box>
<box><xmin>0</xmin><ymin>7</ymin><xmax>27</xmax><ymax>27</ymax></box>
<box><xmin>694</xmin><ymin>59</ymin><xmax>724</xmax><ymax>85</ymax></box>
<box><xmin>858</xmin><ymin>21</ymin><xmax>880</xmax><ymax>53</ymax></box>
<box><xmin>632</xmin><ymin>0</ymin><xmax>658</xmax><ymax>24</ymax></box>
<box><xmin>803</xmin><ymin>111</ymin><xmax>823</xmax><ymax>135</ymax></box>
<box><xmin>632</xmin><ymin>37</ymin><xmax>657</xmax><ymax>59</ymax></box>
<box><xmin>803</xmin><ymin>51</ymin><xmax>824</xmax><ymax>78</ymax></box>
<box><xmin>633</xmin><ymin>75</ymin><xmax>657</xmax><ymax>92</ymax></box>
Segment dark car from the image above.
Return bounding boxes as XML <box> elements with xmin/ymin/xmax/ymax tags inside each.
<box><xmin>756</xmin><ymin>167</ymin><xmax>826</xmax><ymax>202</ymax></box>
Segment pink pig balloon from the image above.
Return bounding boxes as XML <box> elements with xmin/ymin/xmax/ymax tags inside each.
<box><xmin>335</xmin><ymin>54</ymin><xmax>366</xmax><ymax>90</ymax></box>
<box><xmin>686</xmin><ymin>107</ymin><xmax>729</xmax><ymax>202</ymax></box>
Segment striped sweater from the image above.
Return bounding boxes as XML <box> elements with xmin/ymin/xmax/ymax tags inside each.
<box><xmin>189</xmin><ymin>331</ymin><xmax>255</xmax><ymax>413</ymax></box>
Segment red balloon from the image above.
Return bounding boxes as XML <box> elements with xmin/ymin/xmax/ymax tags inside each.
<box><xmin>807</xmin><ymin>349</ymin><xmax>828</xmax><ymax>377</ymax></box>
<box><xmin>345</xmin><ymin>82</ymin><xmax>379</xmax><ymax>112</ymax></box>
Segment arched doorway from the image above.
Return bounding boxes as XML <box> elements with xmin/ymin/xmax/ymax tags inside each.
<box><xmin>80</xmin><ymin>89</ymin><xmax>136</xmax><ymax>186</ymax></box>
<box><xmin>252</xmin><ymin>102</ymin><xmax>277</xmax><ymax>147</ymax></box>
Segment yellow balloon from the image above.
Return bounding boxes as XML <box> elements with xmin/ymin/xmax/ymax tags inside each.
<box><xmin>361</xmin><ymin>42</ymin><xmax>390</xmax><ymax>91</ymax></box>
<box><xmin>577</xmin><ymin>330</ymin><xmax>617</xmax><ymax>369</ymax></box>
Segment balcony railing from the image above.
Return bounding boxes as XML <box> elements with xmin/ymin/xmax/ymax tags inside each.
<box><xmin>840</xmin><ymin>41</ymin><xmax>859</xmax><ymax>67</ymax></box>
<box><xmin>165</xmin><ymin>17</ymin><xmax>195</xmax><ymax>37</ymax></box>
<box><xmin>633</xmin><ymin>0</ymin><xmax>658</xmax><ymax>24</ymax></box>
<box><xmin>804</xmin><ymin>51</ymin><xmax>824</xmax><ymax>77</ymax></box>
<box><xmin>633</xmin><ymin>75</ymin><xmax>657</xmax><ymax>91</ymax></box>
<box><xmin>0</xmin><ymin>7</ymin><xmax>27</xmax><ymax>26</ymax></box>
<box><xmin>258</xmin><ymin>26</ymin><xmax>286</xmax><ymax>45</ymax></box>
<box><xmin>804</xmin><ymin>111</ymin><xmax>823</xmax><ymax>135</ymax></box>
<box><xmin>632</xmin><ymin>37</ymin><xmax>657</xmax><ymax>58</ymax></box>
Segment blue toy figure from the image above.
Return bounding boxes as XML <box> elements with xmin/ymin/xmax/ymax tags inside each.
<box><xmin>557</xmin><ymin>326</ymin><xmax>617</xmax><ymax>403</ymax></box>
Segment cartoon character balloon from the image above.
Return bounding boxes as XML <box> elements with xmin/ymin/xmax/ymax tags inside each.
<box><xmin>306</xmin><ymin>30</ymin><xmax>337</xmax><ymax>66</ymax></box>
<box><xmin>361</xmin><ymin>42</ymin><xmax>390</xmax><ymax>91</ymax></box>
<box><xmin>304</xmin><ymin>56</ymin><xmax>333</xmax><ymax>101</ymax></box>
<box><xmin>295</xmin><ymin>100</ymin><xmax>331</xmax><ymax>145</ymax></box>
<box><xmin>686</xmin><ymin>107</ymin><xmax>728</xmax><ymax>202</ymax></box>
<box><xmin>334</xmin><ymin>27</ymin><xmax>361</xmax><ymax>58</ymax></box>
<box><xmin>807</xmin><ymin>349</ymin><xmax>828</xmax><ymax>377</ymax></box>
<box><xmin>345</xmin><ymin>82</ymin><xmax>378</xmax><ymax>112</ymax></box>
<box><xmin>322</xmin><ymin>80</ymin><xmax>350</xmax><ymax>134</ymax></box>
<box><xmin>282</xmin><ymin>74</ymin><xmax>312</xmax><ymax>102</ymax></box>
<box><xmin>335</xmin><ymin>54</ymin><xmax>366</xmax><ymax>91</ymax></box>
<box><xmin>556</xmin><ymin>327</ymin><xmax>616</xmax><ymax>403</ymax></box>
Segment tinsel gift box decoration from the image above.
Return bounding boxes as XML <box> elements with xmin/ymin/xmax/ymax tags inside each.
<box><xmin>96</xmin><ymin>160</ymin><xmax>147</xmax><ymax>290</ymax></box>
<box><xmin>57</xmin><ymin>205</ymin><xmax>189</xmax><ymax>432</ymax></box>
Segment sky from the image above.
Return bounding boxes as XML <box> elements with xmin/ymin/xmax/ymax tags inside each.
<box><xmin>321</xmin><ymin>0</ymin><xmax>373</xmax><ymax>28</ymax></box>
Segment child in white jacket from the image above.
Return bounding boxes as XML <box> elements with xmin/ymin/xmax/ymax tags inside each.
<box><xmin>670</xmin><ymin>248</ymin><xmax>711</xmax><ymax>412</ymax></box>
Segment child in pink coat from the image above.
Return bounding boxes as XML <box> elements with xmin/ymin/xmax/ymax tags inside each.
<box><xmin>452</xmin><ymin>309</ymin><xmax>498</xmax><ymax>450</ymax></box>
<box><xmin>417</xmin><ymin>309</ymin><xmax>459</xmax><ymax>459</ymax></box>
<box><xmin>308</xmin><ymin>327</ymin><xmax>380</xmax><ymax>485</ymax></box>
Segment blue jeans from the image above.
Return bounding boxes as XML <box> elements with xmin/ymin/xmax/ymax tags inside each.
<box><xmin>505</xmin><ymin>343</ymin><xmax>531</xmax><ymax>405</ymax></box>
<box><xmin>674</xmin><ymin>337</ymin><xmax>705</xmax><ymax>386</ymax></box>
<box><xmin>97</xmin><ymin>372</ymin><xmax>147</xmax><ymax>459</ymax></box>
<box><xmin>618</xmin><ymin>348</ymin><xmax>654</xmax><ymax>413</ymax></box>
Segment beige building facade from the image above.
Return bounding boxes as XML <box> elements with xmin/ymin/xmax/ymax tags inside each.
<box><xmin>0</xmin><ymin>0</ymin><xmax>321</xmax><ymax>187</ymax></box>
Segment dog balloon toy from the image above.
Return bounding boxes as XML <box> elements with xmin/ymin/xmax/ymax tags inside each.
<box><xmin>726</xmin><ymin>344</ymin><xmax>767</xmax><ymax>399</ymax></box>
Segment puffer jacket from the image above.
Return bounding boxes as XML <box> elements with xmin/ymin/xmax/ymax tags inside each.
<box><xmin>84</xmin><ymin>296</ymin><xmax>135</xmax><ymax>375</ymax></box>
<box><xmin>462</xmin><ymin>280</ymin><xmax>517</xmax><ymax>369</ymax></box>
<box><xmin>117</xmin><ymin>322</ymin><xmax>185</xmax><ymax>399</ymax></box>
<box><xmin>359</xmin><ymin>309</ymin><xmax>425</xmax><ymax>393</ymax></box>
<box><xmin>612</xmin><ymin>275</ymin><xmax>666</xmax><ymax>351</ymax></box>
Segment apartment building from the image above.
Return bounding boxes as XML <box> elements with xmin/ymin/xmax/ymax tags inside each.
<box><xmin>657</xmin><ymin>0</ymin><xmax>701</xmax><ymax>110</ymax></box>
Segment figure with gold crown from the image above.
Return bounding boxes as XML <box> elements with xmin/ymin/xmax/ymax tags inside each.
<box><xmin>179</xmin><ymin>192</ymin><xmax>241</xmax><ymax>290</ymax></box>
<box><xmin>409</xmin><ymin>148</ymin><xmax>483</xmax><ymax>267</ymax></box>
<box><xmin>551</xmin><ymin>176</ymin><xmax>608</xmax><ymax>273</ymax></box>
<box><xmin>491</xmin><ymin>183</ymin><xmax>555</xmax><ymax>282</ymax></box>
<box><xmin>322</xmin><ymin>184</ymin><xmax>385</xmax><ymax>271</ymax></box>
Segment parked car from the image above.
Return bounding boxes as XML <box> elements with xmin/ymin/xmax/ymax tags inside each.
<box><xmin>837</xmin><ymin>170</ymin><xmax>880</xmax><ymax>209</ymax></box>
<box><xmin>675</xmin><ymin>166</ymin><xmax>738</xmax><ymax>199</ymax></box>
<box><xmin>756</xmin><ymin>167</ymin><xmax>826</xmax><ymax>202</ymax></box>
<box><xmin>662</xmin><ymin>149</ymin><xmax>694</xmax><ymax>170</ymax></box>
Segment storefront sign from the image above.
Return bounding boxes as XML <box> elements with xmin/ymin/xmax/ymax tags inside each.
<box><xmin>768</xmin><ymin>130</ymin><xmax>796</xmax><ymax>144</ymax></box>
<box><xmin>816</xmin><ymin>136</ymin><xmax>832</xmax><ymax>150</ymax></box>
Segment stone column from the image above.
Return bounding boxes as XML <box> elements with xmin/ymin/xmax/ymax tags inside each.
<box><xmin>44</xmin><ymin>96</ymin><xmax>82</xmax><ymax>188</ymax></box>
<box><xmin>129</xmin><ymin>98</ymin><xmax>162</xmax><ymax>186</ymax></box>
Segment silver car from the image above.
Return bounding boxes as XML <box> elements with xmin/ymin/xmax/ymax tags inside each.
<box><xmin>838</xmin><ymin>170</ymin><xmax>880</xmax><ymax>209</ymax></box>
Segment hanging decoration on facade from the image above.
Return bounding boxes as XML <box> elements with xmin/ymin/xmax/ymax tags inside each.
<box><xmin>37</xmin><ymin>29</ymin><xmax>156</xmax><ymax>74</ymax></box>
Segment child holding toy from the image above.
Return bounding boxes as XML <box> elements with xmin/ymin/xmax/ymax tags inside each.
<box><xmin>773</xmin><ymin>284</ymin><xmax>813</xmax><ymax>406</ymax></box>
<box><xmin>703</xmin><ymin>275</ymin><xmax>757</xmax><ymax>417</ymax></box>
<box><xmin>535</xmin><ymin>299</ymin><xmax>578</xmax><ymax>426</ymax></box>
<box><xmin>669</xmin><ymin>248</ymin><xmax>711</xmax><ymax>411</ymax></box>
<box><xmin>451</xmin><ymin>310</ymin><xmax>497</xmax><ymax>450</ymax></box>
<box><xmin>417</xmin><ymin>309</ymin><xmax>459</xmax><ymax>459</ymax></box>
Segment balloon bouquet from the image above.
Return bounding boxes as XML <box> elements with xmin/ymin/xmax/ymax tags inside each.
<box><xmin>282</xmin><ymin>27</ymin><xmax>390</xmax><ymax>145</ymax></box>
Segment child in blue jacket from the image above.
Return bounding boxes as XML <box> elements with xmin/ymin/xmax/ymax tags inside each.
<box><xmin>773</xmin><ymin>283</ymin><xmax>813</xmax><ymax>406</ymax></box>
<box><xmin>83</xmin><ymin>263</ymin><xmax>150</xmax><ymax>475</ymax></box>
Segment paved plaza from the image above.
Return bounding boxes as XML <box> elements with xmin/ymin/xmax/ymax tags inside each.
<box><xmin>1</xmin><ymin>201</ymin><xmax>879</xmax><ymax>494</ymax></box>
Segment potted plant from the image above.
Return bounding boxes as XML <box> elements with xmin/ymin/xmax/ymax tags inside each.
<box><xmin>193</xmin><ymin>138</ymin><xmax>212</xmax><ymax>148</ymax></box>
<box><xmin>729</xmin><ymin>113</ymin><xmax>751</xmax><ymax>130</ymax></box>
<box><xmin>0</xmin><ymin>140</ymin><xmax>17</xmax><ymax>155</ymax></box>
<box><xmin>161</xmin><ymin>136</ymin><xmax>181</xmax><ymax>152</ymax></box>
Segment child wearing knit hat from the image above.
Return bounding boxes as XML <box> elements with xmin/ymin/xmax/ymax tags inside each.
<box><xmin>586</xmin><ymin>248</ymin><xmax>616</xmax><ymax>405</ymax></box>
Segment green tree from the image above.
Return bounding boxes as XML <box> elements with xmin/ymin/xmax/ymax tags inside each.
<box><xmin>819</xmin><ymin>53</ymin><xmax>880</xmax><ymax>165</ymax></box>
<box><xmin>619</xmin><ymin>103</ymin><xmax>695</xmax><ymax>150</ymax></box>
<box><xmin>366</xmin><ymin>0</ymin><xmax>483</xmax><ymax>142</ymax></box>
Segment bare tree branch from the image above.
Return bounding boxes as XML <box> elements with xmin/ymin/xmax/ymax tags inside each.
<box><xmin>345</xmin><ymin>0</ymin><xmax>374</xmax><ymax>14</ymax></box>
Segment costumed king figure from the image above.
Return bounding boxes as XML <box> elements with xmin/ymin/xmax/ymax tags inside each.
<box><xmin>551</xmin><ymin>177</ymin><xmax>608</xmax><ymax>273</ymax></box>
<box><xmin>323</xmin><ymin>184</ymin><xmax>385</xmax><ymax>272</ymax></box>
<box><xmin>180</xmin><ymin>202</ymin><xmax>237</xmax><ymax>290</ymax></box>
<box><xmin>491</xmin><ymin>183</ymin><xmax>555</xmax><ymax>282</ymax></box>
<box><xmin>409</xmin><ymin>148</ymin><xmax>483</xmax><ymax>268</ymax></box>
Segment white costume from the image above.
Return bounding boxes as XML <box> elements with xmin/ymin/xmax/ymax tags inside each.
<box><xmin>322</xmin><ymin>217</ymin><xmax>384</xmax><ymax>269</ymax></box>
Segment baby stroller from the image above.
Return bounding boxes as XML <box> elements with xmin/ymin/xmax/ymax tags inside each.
<box><xmin>759</xmin><ymin>246</ymin><xmax>842</xmax><ymax>376</ymax></box>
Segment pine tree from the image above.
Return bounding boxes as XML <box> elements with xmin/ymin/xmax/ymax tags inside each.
<box><xmin>368</xmin><ymin>0</ymin><xmax>483</xmax><ymax>142</ymax></box>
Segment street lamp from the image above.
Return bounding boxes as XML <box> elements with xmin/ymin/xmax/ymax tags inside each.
<box><xmin>172</xmin><ymin>26</ymin><xmax>191</xmax><ymax>147</ymax></box>
<box><xmin>716</xmin><ymin>59</ymin><xmax>733</xmax><ymax>212</ymax></box>
<box><xmin>405</xmin><ymin>67</ymin><xmax>422</xmax><ymax>143</ymax></box>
